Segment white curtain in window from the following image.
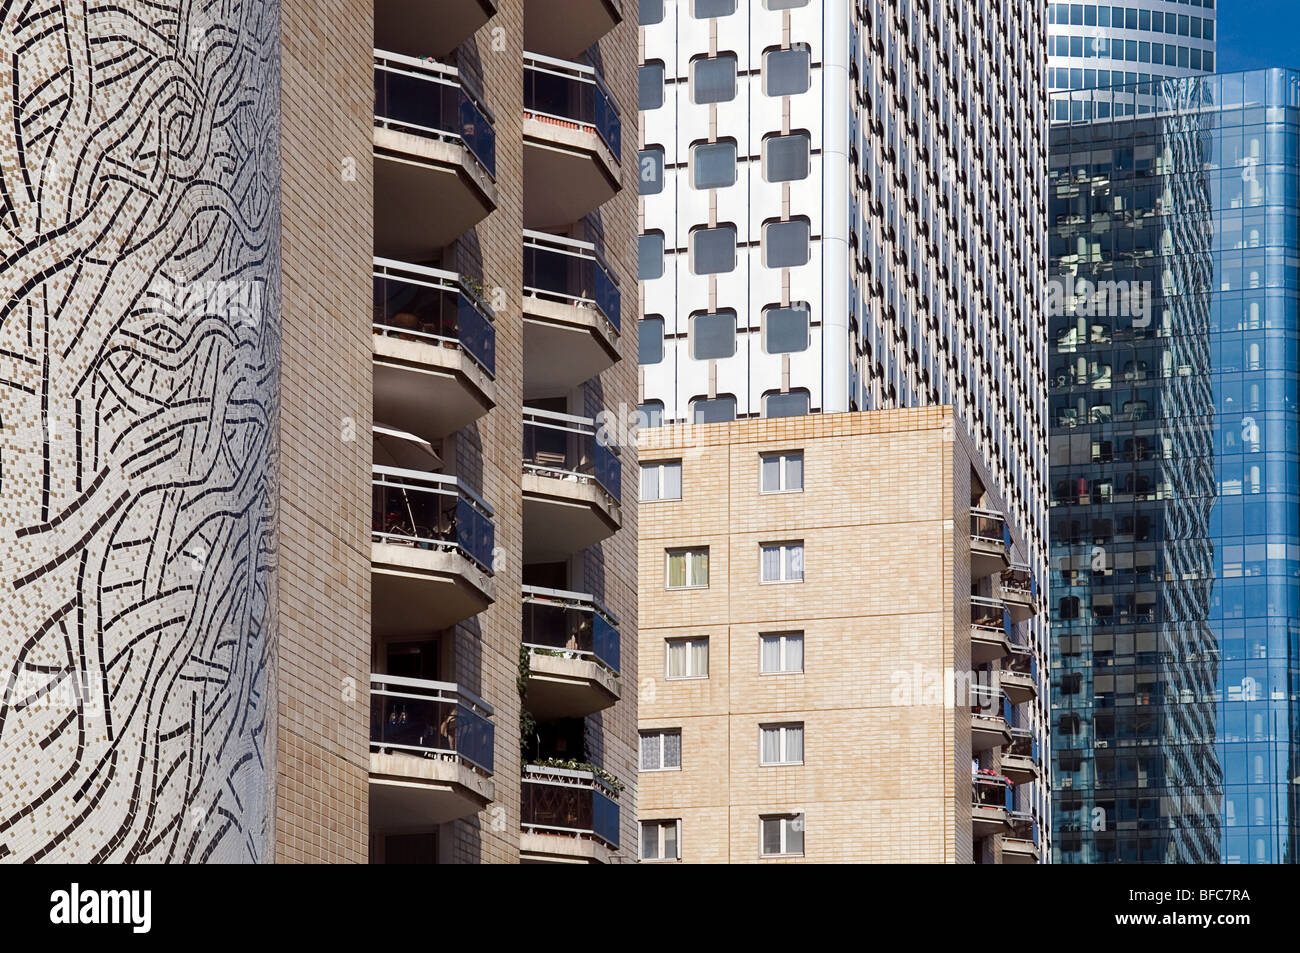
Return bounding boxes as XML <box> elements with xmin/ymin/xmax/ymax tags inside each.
<box><xmin>640</xmin><ymin>465</ymin><xmax>659</xmax><ymax>501</ymax></box>
<box><xmin>761</xmin><ymin>635</ymin><xmax>782</xmax><ymax>672</ymax></box>
<box><xmin>761</xmin><ymin>727</ymin><xmax>781</xmax><ymax>763</ymax></box>
<box><xmin>785</xmin><ymin>544</ymin><xmax>804</xmax><ymax>581</ymax></box>
<box><xmin>762</xmin><ymin>545</ymin><xmax>780</xmax><ymax>581</ymax></box>
<box><xmin>668</xmin><ymin>640</ymin><xmax>687</xmax><ymax>677</ymax></box>
<box><xmin>664</xmin><ymin>821</ymin><xmax>678</xmax><ymax>859</ymax></box>
<box><xmin>667</xmin><ymin>551</ymin><xmax>686</xmax><ymax>588</ymax></box>
<box><xmin>640</xmin><ymin>732</ymin><xmax>660</xmax><ymax>770</ymax></box>
<box><xmin>785</xmin><ymin>454</ymin><xmax>803</xmax><ymax>489</ymax></box>
<box><xmin>663</xmin><ymin>731</ymin><xmax>682</xmax><ymax>768</ymax></box>
<box><xmin>690</xmin><ymin>639</ymin><xmax>709</xmax><ymax>676</ymax></box>
<box><xmin>689</xmin><ymin>550</ymin><xmax>709</xmax><ymax>587</ymax></box>
<box><xmin>761</xmin><ymin>456</ymin><xmax>781</xmax><ymax>491</ymax></box>
<box><xmin>785</xmin><ymin>725</ymin><xmax>804</xmax><ymax>763</ymax></box>
<box><xmin>663</xmin><ymin>462</ymin><xmax>682</xmax><ymax>499</ymax></box>
<box><xmin>785</xmin><ymin>816</ymin><xmax>804</xmax><ymax>855</ymax></box>
<box><xmin>786</xmin><ymin>635</ymin><xmax>804</xmax><ymax>672</ymax></box>
<box><xmin>641</xmin><ymin>823</ymin><xmax>660</xmax><ymax>860</ymax></box>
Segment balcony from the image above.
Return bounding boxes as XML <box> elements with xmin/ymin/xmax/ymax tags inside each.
<box><xmin>373</xmin><ymin>259</ymin><xmax>496</xmax><ymax>440</ymax></box>
<box><xmin>525</xmin><ymin>0</ymin><xmax>621</xmax><ymax>60</ymax></box>
<box><xmin>522</xmin><ymin>409</ymin><xmax>621</xmax><ymax>562</ymax></box>
<box><xmin>520</xmin><ymin>764</ymin><xmax>620</xmax><ymax>863</ymax></box>
<box><xmin>522</xmin><ymin>586</ymin><xmax>620</xmax><ymax>719</ymax></box>
<box><xmin>372</xmin><ymin>467</ymin><xmax>495</xmax><ymax>636</ymax></box>
<box><xmin>522</xmin><ymin>230</ymin><xmax>621</xmax><ymax>398</ymax></box>
<box><xmin>369</xmin><ymin>676</ymin><xmax>495</xmax><ymax>830</ymax></box>
<box><xmin>1000</xmin><ymin>812</ymin><xmax>1041</xmax><ymax>863</ymax></box>
<box><xmin>999</xmin><ymin>564</ymin><xmax>1039</xmax><ymax>622</ymax></box>
<box><xmin>970</xmin><ymin>685</ymin><xmax>1011</xmax><ymax>752</ymax></box>
<box><xmin>1000</xmin><ymin>643</ymin><xmax>1038</xmax><ymax>704</ymax></box>
<box><xmin>970</xmin><ymin>596</ymin><xmax>1011</xmax><ymax>664</ymax></box>
<box><xmin>971</xmin><ymin>771</ymin><xmax>1012</xmax><ymax>839</ymax></box>
<box><xmin>376</xmin><ymin>0</ymin><xmax>497</xmax><ymax>59</ymax></box>
<box><xmin>969</xmin><ymin>507</ymin><xmax>1010</xmax><ymax>578</ymax></box>
<box><xmin>1001</xmin><ymin>728</ymin><xmax>1039</xmax><ymax>786</ymax></box>
<box><xmin>523</xmin><ymin>53</ymin><xmax>621</xmax><ymax>229</ymax></box>
<box><xmin>374</xmin><ymin>52</ymin><xmax>496</xmax><ymax>257</ymax></box>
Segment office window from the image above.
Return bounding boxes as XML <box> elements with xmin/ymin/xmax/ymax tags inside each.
<box><xmin>690</xmin><ymin>225</ymin><xmax>737</xmax><ymax>275</ymax></box>
<box><xmin>691</xmin><ymin>310</ymin><xmax>736</xmax><ymax>360</ymax></box>
<box><xmin>638</xmin><ymin>316</ymin><xmax>664</xmax><ymax>365</ymax></box>
<box><xmin>759</xmin><ymin>723</ymin><xmax>804</xmax><ymax>764</ymax></box>
<box><xmin>761</xmin><ymin>632</ymin><xmax>804</xmax><ymax>674</ymax></box>
<box><xmin>763</xmin><ymin>218</ymin><xmax>810</xmax><ymax>268</ymax></box>
<box><xmin>763</xmin><ymin>304</ymin><xmax>810</xmax><ymax>353</ymax></box>
<box><xmin>765</xmin><ymin>390</ymin><xmax>809</xmax><ymax>418</ymax></box>
<box><xmin>764</xmin><ymin>133</ymin><xmax>810</xmax><ymax>182</ymax></box>
<box><xmin>638</xmin><ymin>231</ymin><xmax>664</xmax><ymax>280</ymax></box>
<box><xmin>692</xmin><ymin>0</ymin><xmax>734</xmax><ymax>17</ymax></box>
<box><xmin>666</xmin><ymin>636</ymin><xmax>709</xmax><ymax>678</ymax></box>
<box><xmin>764</xmin><ymin>45</ymin><xmax>810</xmax><ymax>97</ymax></box>
<box><xmin>691</xmin><ymin>395</ymin><xmax>737</xmax><ymax>424</ymax></box>
<box><xmin>640</xmin><ymin>460</ymin><xmax>682</xmax><ymax>501</ymax></box>
<box><xmin>639</xmin><ymin>401</ymin><xmax>664</xmax><ymax>428</ymax></box>
<box><xmin>692</xmin><ymin>140</ymin><xmax>737</xmax><ymax>189</ymax></box>
<box><xmin>760</xmin><ymin>815</ymin><xmax>804</xmax><ymax>856</ymax></box>
<box><xmin>640</xmin><ymin>730</ymin><xmax>682</xmax><ymax>770</ymax></box>
<box><xmin>640</xmin><ymin>820</ymin><xmax>681</xmax><ymax>861</ymax></box>
<box><xmin>691</xmin><ymin>54</ymin><xmax>736</xmax><ymax>104</ymax></box>
<box><xmin>639</xmin><ymin>62</ymin><xmax>664</xmax><ymax>110</ymax></box>
<box><xmin>639</xmin><ymin>0</ymin><xmax>664</xmax><ymax>26</ymax></box>
<box><xmin>666</xmin><ymin>548</ymin><xmax>709</xmax><ymax>590</ymax></box>
<box><xmin>639</xmin><ymin>147</ymin><xmax>664</xmax><ymax>195</ymax></box>
<box><xmin>760</xmin><ymin>451</ymin><xmax>802</xmax><ymax>492</ymax></box>
<box><xmin>761</xmin><ymin>541</ymin><xmax>804</xmax><ymax>583</ymax></box>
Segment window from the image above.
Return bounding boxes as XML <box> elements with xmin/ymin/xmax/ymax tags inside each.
<box><xmin>761</xmin><ymin>632</ymin><xmax>804</xmax><ymax>674</ymax></box>
<box><xmin>639</xmin><ymin>0</ymin><xmax>664</xmax><ymax>26</ymax></box>
<box><xmin>640</xmin><ymin>729</ymin><xmax>682</xmax><ymax>770</ymax></box>
<box><xmin>763</xmin><ymin>45</ymin><xmax>811</xmax><ymax>97</ymax></box>
<box><xmin>639</xmin><ymin>400</ymin><xmax>664</xmax><ymax>428</ymax></box>
<box><xmin>765</xmin><ymin>390</ymin><xmax>809</xmax><ymax>418</ymax></box>
<box><xmin>666</xmin><ymin>637</ymin><xmax>709</xmax><ymax>678</ymax></box>
<box><xmin>638</xmin><ymin>147</ymin><xmax>664</xmax><ymax>195</ymax></box>
<box><xmin>691</xmin><ymin>395</ymin><xmax>736</xmax><ymax>424</ymax></box>
<box><xmin>761</xmin><ymin>814</ymin><xmax>804</xmax><ymax>856</ymax></box>
<box><xmin>638</xmin><ymin>62</ymin><xmax>664</xmax><ymax>110</ymax></box>
<box><xmin>764</xmin><ymin>0</ymin><xmax>808</xmax><ymax>9</ymax></box>
<box><xmin>666</xmin><ymin>548</ymin><xmax>709</xmax><ymax>589</ymax></box>
<box><xmin>690</xmin><ymin>225</ymin><xmax>737</xmax><ymax>275</ymax></box>
<box><xmin>640</xmin><ymin>820</ymin><xmax>681</xmax><ymax>861</ymax></box>
<box><xmin>692</xmin><ymin>0</ymin><xmax>734</xmax><ymax>18</ymax></box>
<box><xmin>691</xmin><ymin>54</ymin><xmax>736</xmax><ymax>104</ymax></box>
<box><xmin>763</xmin><ymin>304</ymin><xmax>810</xmax><ymax>353</ymax></box>
<box><xmin>691</xmin><ymin>310</ymin><xmax>736</xmax><ymax>360</ymax></box>
<box><xmin>764</xmin><ymin>132</ymin><xmax>810</xmax><ymax>182</ymax></box>
<box><xmin>637</xmin><ymin>316</ymin><xmax>664</xmax><ymax>365</ymax></box>
<box><xmin>763</xmin><ymin>218</ymin><xmax>810</xmax><ymax>268</ymax></box>
<box><xmin>638</xmin><ymin>231</ymin><xmax>664</xmax><ymax>280</ymax></box>
<box><xmin>760</xmin><ymin>451</ymin><xmax>802</xmax><ymax>492</ymax></box>
<box><xmin>760</xmin><ymin>723</ymin><xmax>804</xmax><ymax>764</ymax></box>
<box><xmin>691</xmin><ymin>140</ymin><xmax>736</xmax><ymax>189</ymax></box>
<box><xmin>761</xmin><ymin>541</ymin><xmax>803</xmax><ymax>582</ymax></box>
<box><xmin>640</xmin><ymin>460</ymin><xmax>682</xmax><ymax>501</ymax></box>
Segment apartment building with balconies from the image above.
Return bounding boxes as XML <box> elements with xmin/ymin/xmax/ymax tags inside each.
<box><xmin>636</xmin><ymin>410</ymin><xmax>1045</xmax><ymax>862</ymax></box>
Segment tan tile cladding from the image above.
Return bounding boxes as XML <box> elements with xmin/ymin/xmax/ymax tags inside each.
<box><xmin>273</xmin><ymin>0</ymin><xmax>375</xmax><ymax>863</ymax></box>
<box><xmin>638</xmin><ymin>409</ymin><xmax>972</xmax><ymax>863</ymax></box>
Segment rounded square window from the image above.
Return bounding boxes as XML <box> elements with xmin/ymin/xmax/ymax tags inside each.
<box><xmin>639</xmin><ymin>0</ymin><xmax>664</xmax><ymax>26</ymax></box>
<box><xmin>692</xmin><ymin>0</ymin><xmax>735</xmax><ymax>17</ymax></box>
<box><xmin>690</xmin><ymin>225</ymin><xmax>737</xmax><ymax>275</ymax></box>
<box><xmin>639</xmin><ymin>231</ymin><xmax>665</xmax><ymax>281</ymax></box>
<box><xmin>639</xmin><ymin>62</ymin><xmax>665</xmax><ymax>110</ymax></box>
<box><xmin>765</xmin><ymin>390</ymin><xmax>809</xmax><ymax>418</ymax></box>
<box><xmin>692</xmin><ymin>140</ymin><xmax>737</xmax><ymax>190</ymax></box>
<box><xmin>763</xmin><ymin>0</ymin><xmax>808</xmax><ymax>8</ymax></box>
<box><xmin>691</xmin><ymin>395</ymin><xmax>737</xmax><ymax>424</ymax></box>
<box><xmin>639</xmin><ymin>316</ymin><xmax>665</xmax><ymax>364</ymax></box>
<box><xmin>692</xmin><ymin>54</ymin><xmax>737</xmax><ymax>105</ymax></box>
<box><xmin>639</xmin><ymin>147</ymin><xmax>665</xmax><ymax>195</ymax></box>
<box><xmin>764</xmin><ymin>46</ymin><xmax>811</xmax><ymax>97</ymax></box>
<box><xmin>764</xmin><ymin>133</ymin><xmax>810</xmax><ymax>182</ymax></box>
<box><xmin>763</xmin><ymin>218</ymin><xmax>810</xmax><ymax>268</ymax></box>
<box><xmin>763</xmin><ymin>304</ymin><xmax>810</xmax><ymax>354</ymax></box>
<box><xmin>691</xmin><ymin>310</ymin><xmax>737</xmax><ymax>361</ymax></box>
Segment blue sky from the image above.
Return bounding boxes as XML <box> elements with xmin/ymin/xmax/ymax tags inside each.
<box><xmin>1216</xmin><ymin>1</ymin><xmax>1300</xmax><ymax>72</ymax></box>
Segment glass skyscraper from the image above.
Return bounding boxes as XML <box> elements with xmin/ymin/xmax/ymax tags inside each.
<box><xmin>1050</xmin><ymin>69</ymin><xmax>1300</xmax><ymax>863</ymax></box>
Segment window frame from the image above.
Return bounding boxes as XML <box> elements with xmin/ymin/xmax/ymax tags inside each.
<box><xmin>639</xmin><ymin>729</ymin><xmax>683</xmax><ymax>771</ymax></box>
<box><xmin>759</xmin><ymin>722</ymin><xmax>805</xmax><ymax>765</ymax></box>
<box><xmin>759</xmin><ymin>813</ymin><xmax>805</xmax><ymax>857</ymax></box>
<box><xmin>762</xmin><ymin>44</ymin><xmax>812</xmax><ymax>98</ymax></box>
<box><xmin>690</xmin><ymin>138</ymin><xmax>738</xmax><ymax>190</ymax></box>
<box><xmin>640</xmin><ymin>819</ymin><xmax>682</xmax><ymax>862</ymax></box>
<box><xmin>760</xmin><ymin>632</ymin><xmax>805</xmax><ymax>675</ymax></box>
<box><xmin>665</xmin><ymin>548</ymin><xmax>710</xmax><ymax>591</ymax></box>
<box><xmin>759</xmin><ymin>451</ymin><xmax>804</xmax><ymax>493</ymax></box>
<box><xmin>760</xmin><ymin>540</ymin><xmax>805</xmax><ymax>584</ymax></box>
<box><xmin>690</xmin><ymin>309</ymin><xmax>738</xmax><ymax>361</ymax></box>
<box><xmin>665</xmin><ymin>636</ymin><xmax>710</xmax><ymax>679</ymax></box>
<box><xmin>640</xmin><ymin>459</ymin><xmax>683</xmax><ymax>502</ymax></box>
<box><xmin>689</xmin><ymin>223</ymin><xmax>738</xmax><ymax>275</ymax></box>
<box><xmin>690</xmin><ymin>52</ymin><xmax>738</xmax><ymax>105</ymax></box>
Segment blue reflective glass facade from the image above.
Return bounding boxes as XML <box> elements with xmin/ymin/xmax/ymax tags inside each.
<box><xmin>1050</xmin><ymin>69</ymin><xmax>1300</xmax><ymax>863</ymax></box>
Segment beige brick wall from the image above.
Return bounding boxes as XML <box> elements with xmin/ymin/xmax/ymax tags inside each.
<box><xmin>638</xmin><ymin>409</ymin><xmax>972</xmax><ymax>863</ymax></box>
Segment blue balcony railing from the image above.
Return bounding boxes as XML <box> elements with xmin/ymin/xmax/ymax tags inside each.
<box><xmin>373</xmin><ymin>258</ymin><xmax>496</xmax><ymax>376</ymax></box>
<box><xmin>374</xmin><ymin>50</ymin><xmax>496</xmax><ymax>176</ymax></box>
<box><xmin>371</xmin><ymin>466</ymin><xmax>495</xmax><ymax>572</ymax></box>
<box><xmin>522</xmin><ymin>408</ymin><xmax>621</xmax><ymax>501</ymax></box>
<box><xmin>523</xmin><ymin>52</ymin><xmax>621</xmax><ymax>160</ymax></box>
<box><xmin>370</xmin><ymin>674</ymin><xmax>495</xmax><ymax>774</ymax></box>
<box><xmin>523</xmin><ymin>229</ymin><xmax>621</xmax><ymax>333</ymax></box>
<box><xmin>521</xmin><ymin>765</ymin><xmax>620</xmax><ymax>848</ymax></box>
<box><xmin>522</xmin><ymin>585</ymin><xmax>621</xmax><ymax>674</ymax></box>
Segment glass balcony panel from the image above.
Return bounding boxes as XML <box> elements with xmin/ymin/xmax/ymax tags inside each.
<box><xmin>373</xmin><ymin>264</ymin><xmax>496</xmax><ymax>375</ymax></box>
<box><xmin>370</xmin><ymin>677</ymin><xmax>495</xmax><ymax>774</ymax></box>
<box><xmin>523</xmin><ymin>232</ymin><xmax>621</xmax><ymax>330</ymax></box>
<box><xmin>374</xmin><ymin>56</ymin><xmax>496</xmax><ymax>175</ymax></box>
<box><xmin>523</xmin><ymin>54</ymin><xmax>621</xmax><ymax>158</ymax></box>
<box><xmin>371</xmin><ymin>468</ymin><xmax>495</xmax><ymax>571</ymax></box>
